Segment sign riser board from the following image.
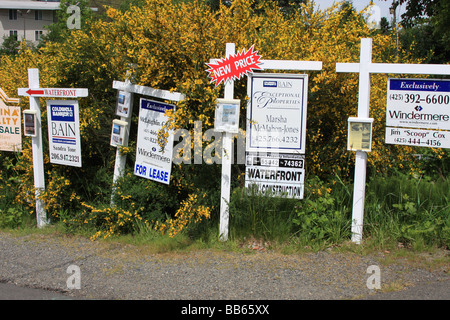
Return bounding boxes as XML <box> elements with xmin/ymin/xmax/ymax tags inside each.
<box><xmin>386</xmin><ymin>127</ymin><xmax>450</xmax><ymax>148</ymax></box>
<box><xmin>245</xmin><ymin>152</ymin><xmax>305</xmax><ymax>200</ymax></box>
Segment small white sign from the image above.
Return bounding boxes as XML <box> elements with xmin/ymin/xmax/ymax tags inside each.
<box><xmin>385</xmin><ymin>127</ymin><xmax>450</xmax><ymax>149</ymax></box>
<box><xmin>47</xmin><ymin>100</ymin><xmax>82</xmax><ymax>167</ymax></box>
<box><xmin>245</xmin><ymin>152</ymin><xmax>305</xmax><ymax>199</ymax></box>
<box><xmin>19</xmin><ymin>88</ymin><xmax>88</xmax><ymax>98</ymax></box>
<box><xmin>215</xmin><ymin>98</ymin><xmax>240</xmax><ymax>133</ymax></box>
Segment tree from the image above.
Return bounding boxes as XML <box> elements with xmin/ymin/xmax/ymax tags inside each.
<box><xmin>379</xmin><ymin>0</ymin><xmax>449</xmax><ymax>62</ymax></box>
<box><xmin>0</xmin><ymin>35</ymin><xmax>20</xmax><ymax>56</ymax></box>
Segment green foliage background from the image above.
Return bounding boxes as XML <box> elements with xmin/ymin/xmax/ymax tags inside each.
<box><xmin>0</xmin><ymin>0</ymin><xmax>448</xmax><ymax>247</ymax></box>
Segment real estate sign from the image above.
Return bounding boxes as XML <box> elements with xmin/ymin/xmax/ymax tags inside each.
<box><xmin>47</xmin><ymin>100</ymin><xmax>82</xmax><ymax>167</ymax></box>
<box><xmin>245</xmin><ymin>152</ymin><xmax>305</xmax><ymax>199</ymax></box>
<box><xmin>0</xmin><ymin>101</ymin><xmax>21</xmax><ymax>152</ymax></box>
<box><xmin>246</xmin><ymin>73</ymin><xmax>308</xmax><ymax>153</ymax></box>
<box><xmin>386</xmin><ymin>78</ymin><xmax>450</xmax><ymax>148</ymax></box>
<box><xmin>134</xmin><ymin>98</ymin><xmax>175</xmax><ymax>185</ymax></box>
<box><xmin>245</xmin><ymin>73</ymin><xmax>308</xmax><ymax>199</ymax></box>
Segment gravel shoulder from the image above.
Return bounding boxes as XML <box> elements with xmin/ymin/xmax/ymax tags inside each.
<box><xmin>0</xmin><ymin>230</ymin><xmax>448</xmax><ymax>300</ymax></box>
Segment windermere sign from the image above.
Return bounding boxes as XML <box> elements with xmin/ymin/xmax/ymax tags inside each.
<box><xmin>386</xmin><ymin>78</ymin><xmax>450</xmax><ymax>148</ymax></box>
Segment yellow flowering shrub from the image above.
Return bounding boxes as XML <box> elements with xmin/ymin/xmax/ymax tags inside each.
<box><xmin>0</xmin><ymin>0</ymin><xmax>440</xmax><ymax>237</ymax></box>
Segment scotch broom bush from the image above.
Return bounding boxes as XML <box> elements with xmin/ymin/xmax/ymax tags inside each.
<box><xmin>0</xmin><ymin>0</ymin><xmax>445</xmax><ymax>242</ymax></box>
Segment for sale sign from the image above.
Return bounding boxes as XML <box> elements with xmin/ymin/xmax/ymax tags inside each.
<box><xmin>246</xmin><ymin>73</ymin><xmax>308</xmax><ymax>154</ymax></box>
<box><xmin>47</xmin><ymin>100</ymin><xmax>82</xmax><ymax>167</ymax></box>
<box><xmin>0</xmin><ymin>102</ymin><xmax>21</xmax><ymax>152</ymax></box>
<box><xmin>386</xmin><ymin>78</ymin><xmax>450</xmax><ymax>149</ymax></box>
<box><xmin>134</xmin><ymin>98</ymin><xmax>175</xmax><ymax>185</ymax></box>
<box><xmin>206</xmin><ymin>45</ymin><xmax>263</xmax><ymax>87</ymax></box>
<box><xmin>386</xmin><ymin>78</ymin><xmax>450</xmax><ymax>130</ymax></box>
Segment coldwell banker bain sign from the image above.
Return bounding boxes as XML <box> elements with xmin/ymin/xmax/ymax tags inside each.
<box><xmin>47</xmin><ymin>100</ymin><xmax>82</xmax><ymax>167</ymax></box>
<box><xmin>386</xmin><ymin>78</ymin><xmax>450</xmax><ymax>149</ymax></box>
<box><xmin>245</xmin><ymin>73</ymin><xmax>308</xmax><ymax>199</ymax></box>
<box><xmin>134</xmin><ymin>98</ymin><xmax>175</xmax><ymax>185</ymax></box>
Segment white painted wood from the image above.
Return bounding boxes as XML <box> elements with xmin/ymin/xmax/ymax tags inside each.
<box><xmin>219</xmin><ymin>43</ymin><xmax>235</xmax><ymax>241</ymax></box>
<box><xmin>336</xmin><ymin>63</ymin><xmax>450</xmax><ymax>75</ymax></box>
<box><xmin>112</xmin><ymin>81</ymin><xmax>185</xmax><ymax>102</ymax></box>
<box><xmin>336</xmin><ymin>38</ymin><xmax>450</xmax><ymax>244</ymax></box>
<box><xmin>27</xmin><ymin>69</ymin><xmax>48</xmax><ymax>228</ymax></box>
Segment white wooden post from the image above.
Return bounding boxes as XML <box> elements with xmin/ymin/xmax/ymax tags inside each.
<box><xmin>110</xmin><ymin>79</ymin><xmax>185</xmax><ymax>204</ymax></box>
<box><xmin>213</xmin><ymin>45</ymin><xmax>323</xmax><ymax>241</ymax></box>
<box><xmin>111</xmin><ymin>72</ymin><xmax>134</xmax><ymax>206</ymax></box>
<box><xmin>336</xmin><ymin>38</ymin><xmax>450</xmax><ymax>244</ymax></box>
<box><xmin>351</xmin><ymin>38</ymin><xmax>372</xmax><ymax>244</ymax></box>
<box><xmin>28</xmin><ymin>68</ymin><xmax>47</xmax><ymax>228</ymax></box>
<box><xmin>219</xmin><ymin>43</ymin><xmax>235</xmax><ymax>241</ymax></box>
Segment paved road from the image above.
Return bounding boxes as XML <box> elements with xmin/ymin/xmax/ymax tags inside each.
<box><xmin>0</xmin><ymin>282</ymin><xmax>73</xmax><ymax>300</ymax></box>
<box><xmin>1</xmin><ymin>279</ymin><xmax>447</xmax><ymax>300</ymax></box>
<box><xmin>0</xmin><ymin>231</ymin><xmax>448</xmax><ymax>303</ymax></box>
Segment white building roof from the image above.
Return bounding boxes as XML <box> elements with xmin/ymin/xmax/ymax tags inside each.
<box><xmin>0</xmin><ymin>1</ymin><xmax>61</xmax><ymax>10</ymax></box>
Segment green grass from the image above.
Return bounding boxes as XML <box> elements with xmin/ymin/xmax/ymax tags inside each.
<box><xmin>1</xmin><ymin>172</ymin><xmax>448</xmax><ymax>254</ymax></box>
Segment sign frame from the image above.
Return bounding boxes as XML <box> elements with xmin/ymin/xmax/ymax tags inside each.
<box><xmin>246</xmin><ymin>73</ymin><xmax>309</xmax><ymax>154</ymax></box>
<box><xmin>214</xmin><ymin>98</ymin><xmax>240</xmax><ymax>133</ymax></box>
<box><xmin>134</xmin><ymin>98</ymin><xmax>176</xmax><ymax>185</ymax></box>
<box><xmin>347</xmin><ymin>117</ymin><xmax>374</xmax><ymax>152</ymax></box>
<box><xmin>46</xmin><ymin>99</ymin><xmax>82</xmax><ymax>167</ymax></box>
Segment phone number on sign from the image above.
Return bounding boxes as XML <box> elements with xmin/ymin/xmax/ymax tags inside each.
<box><xmin>51</xmin><ymin>153</ymin><xmax>80</xmax><ymax>163</ymax></box>
<box><xmin>389</xmin><ymin>93</ymin><xmax>450</xmax><ymax>104</ymax></box>
<box><xmin>252</xmin><ymin>136</ymin><xmax>298</xmax><ymax>143</ymax></box>
<box><xmin>392</xmin><ymin>137</ymin><xmax>442</xmax><ymax>147</ymax></box>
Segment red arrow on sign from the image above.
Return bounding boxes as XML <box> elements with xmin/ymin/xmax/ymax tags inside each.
<box><xmin>26</xmin><ymin>89</ymin><xmax>45</xmax><ymax>95</ymax></box>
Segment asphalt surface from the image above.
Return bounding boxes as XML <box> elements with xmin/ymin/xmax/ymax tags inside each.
<box><xmin>0</xmin><ymin>231</ymin><xmax>448</xmax><ymax>303</ymax></box>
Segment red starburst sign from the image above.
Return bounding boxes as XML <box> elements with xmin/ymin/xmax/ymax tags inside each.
<box><xmin>206</xmin><ymin>46</ymin><xmax>263</xmax><ymax>87</ymax></box>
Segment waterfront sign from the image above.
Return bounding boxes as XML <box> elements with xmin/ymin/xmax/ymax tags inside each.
<box><xmin>245</xmin><ymin>152</ymin><xmax>305</xmax><ymax>199</ymax></box>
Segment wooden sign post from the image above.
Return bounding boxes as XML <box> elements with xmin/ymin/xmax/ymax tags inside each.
<box><xmin>211</xmin><ymin>44</ymin><xmax>322</xmax><ymax>241</ymax></box>
<box><xmin>110</xmin><ymin>77</ymin><xmax>185</xmax><ymax>204</ymax></box>
<box><xmin>336</xmin><ymin>38</ymin><xmax>450</xmax><ymax>244</ymax></box>
<box><xmin>18</xmin><ymin>68</ymin><xmax>88</xmax><ymax>228</ymax></box>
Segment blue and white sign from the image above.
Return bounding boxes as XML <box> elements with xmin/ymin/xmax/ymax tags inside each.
<box><xmin>134</xmin><ymin>98</ymin><xmax>175</xmax><ymax>185</ymax></box>
<box><xmin>386</xmin><ymin>78</ymin><xmax>450</xmax><ymax>149</ymax></box>
<box><xmin>46</xmin><ymin>100</ymin><xmax>82</xmax><ymax>167</ymax></box>
<box><xmin>246</xmin><ymin>73</ymin><xmax>308</xmax><ymax>153</ymax></box>
<box><xmin>386</xmin><ymin>78</ymin><xmax>450</xmax><ymax>130</ymax></box>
